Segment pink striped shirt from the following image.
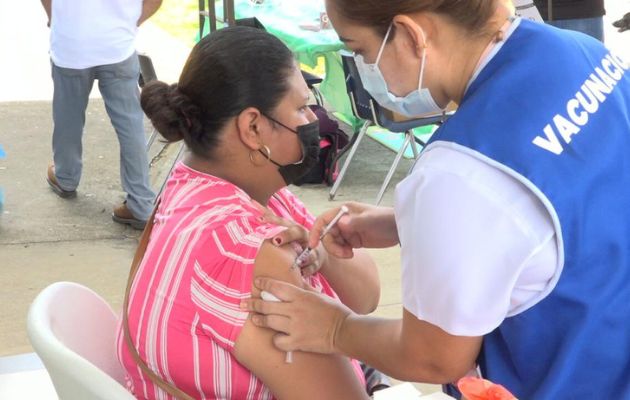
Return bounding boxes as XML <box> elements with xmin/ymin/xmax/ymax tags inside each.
<box><xmin>116</xmin><ymin>162</ymin><xmax>365</xmax><ymax>399</ymax></box>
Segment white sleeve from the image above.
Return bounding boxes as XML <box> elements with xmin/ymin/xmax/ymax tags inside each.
<box><xmin>394</xmin><ymin>144</ymin><xmax>558</xmax><ymax>336</ymax></box>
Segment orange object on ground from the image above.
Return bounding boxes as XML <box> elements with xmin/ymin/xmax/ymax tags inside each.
<box><xmin>457</xmin><ymin>376</ymin><xmax>517</xmax><ymax>400</ymax></box>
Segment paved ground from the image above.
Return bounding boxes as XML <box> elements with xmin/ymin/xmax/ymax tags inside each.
<box><xmin>0</xmin><ymin>0</ymin><xmax>628</xmax><ymax>395</ymax></box>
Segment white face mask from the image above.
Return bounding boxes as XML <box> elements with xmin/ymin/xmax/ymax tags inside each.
<box><xmin>354</xmin><ymin>23</ymin><xmax>443</xmax><ymax>117</ymax></box>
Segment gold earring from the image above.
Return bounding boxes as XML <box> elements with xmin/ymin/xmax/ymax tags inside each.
<box><xmin>260</xmin><ymin>145</ymin><xmax>272</xmax><ymax>160</ymax></box>
<box><xmin>249</xmin><ymin>145</ymin><xmax>272</xmax><ymax>166</ymax></box>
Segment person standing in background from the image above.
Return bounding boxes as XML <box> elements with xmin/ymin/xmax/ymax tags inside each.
<box><xmin>40</xmin><ymin>0</ymin><xmax>161</xmax><ymax>229</ymax></box>
<box><xmin>534</xmin><ymin>0</ymin><xmax>605</xmax><ymax>41</ymax></box>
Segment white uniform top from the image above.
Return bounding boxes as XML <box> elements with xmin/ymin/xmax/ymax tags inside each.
<box><xmin>394</xmin><ymin>19</ymin><xmax>559</xmax><ymax>337</ymax></box>
<box><xmin>50</xmin><ymin>0</ymin><xmax>142</xmax><ymax>69</ymax></box>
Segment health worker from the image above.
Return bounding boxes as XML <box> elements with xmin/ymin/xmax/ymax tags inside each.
<box><xmin>242</xmin><ymin>0</ymin><xmax>630</xmax><ymax>398</ymax></box>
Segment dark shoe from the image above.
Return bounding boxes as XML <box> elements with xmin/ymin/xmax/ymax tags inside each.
<box><xmin>46</xmin><ymin>164</ymin><xmax>77</xmax><ymax>199</ymax></box>
<box><xmin>112</xmin><ymin>202</ymin><xmax>147</xmax><ymax>230</ymax></box>
<box><xmin>613</xmin><ymin>12</ymin><xmax>630</xmax><ymax>32</ymax></box>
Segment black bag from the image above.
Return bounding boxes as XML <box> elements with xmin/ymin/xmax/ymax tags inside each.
<box><xmin>294</xmin><ymin>105</ymin><xmax>349</xmax><ymax>186</ymax></box>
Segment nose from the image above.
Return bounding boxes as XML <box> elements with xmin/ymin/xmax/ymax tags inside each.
<box><xmin>306</xmin><ymin>106</ymin><xmax>318</xmax><ymax>122</ymax></box>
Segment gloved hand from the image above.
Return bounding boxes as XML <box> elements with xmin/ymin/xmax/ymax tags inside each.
<box><xmin>613</xmin><ymin>12</ymin><xmax>630</xmax><ymax>33</ymax></box>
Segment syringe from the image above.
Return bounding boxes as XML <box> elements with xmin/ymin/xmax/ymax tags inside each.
<box><xmin>291</xmin><ymin>205</ymin><xmax>349</xmax><ymax>270</ymax></box>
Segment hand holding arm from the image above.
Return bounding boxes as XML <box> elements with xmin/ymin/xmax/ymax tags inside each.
<box><xmin>243</xmin><ymin>278</ymin><xmax>482</xmax><ymax>384</ymax></box>
<box><xmin>235</xmin><ymin>243</ymin><xmax>369</xmax><ymax>400</ymax></box>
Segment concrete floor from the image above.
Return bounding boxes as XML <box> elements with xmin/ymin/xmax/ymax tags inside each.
<box><xmin>1</xmin><ymin>0</ymin><xmax>628</xmax><ymax>396</ymax></box>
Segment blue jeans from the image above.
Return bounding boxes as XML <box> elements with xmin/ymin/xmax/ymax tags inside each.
<box><xmin>51</xmin><ymin>53</ymin><xmax>155</xmax><ymax>220</ymax></box>
<box><xmin>548</xmin><ymin>17</ymin><xmax>604</xmax><ymax>42</ymax></box>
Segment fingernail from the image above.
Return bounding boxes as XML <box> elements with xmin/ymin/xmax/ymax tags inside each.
<box><xmin>254</xmin><ymin>278</ymin><xmax>262</xmax><ymax>287</ymax></box>
<box><xmin>239</xmin><ymin>301</ymin><xmax>247</xmax><ymax>309</ymax></box>
<box><xmin>273</xmin><ymin>237</ymin><xmax>282</xmax><ymax>246</ymax></box>
<box><xmin>252</xmin><ymin>315</ymin><xmax>261</xmax><ymax>325</ymax></box>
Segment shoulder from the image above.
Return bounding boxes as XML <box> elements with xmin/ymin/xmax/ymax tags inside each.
<box><xmin>157</xmin><ymin>167</ymin><xmax>287</xmax><ymax>265</ymax></box>
<box><xmin>252</xmin><ymin>240</ymin><xmax>306</xmax><ymax>292</ymax></box>
<box><xmin>269</xmin><ymin>189</ymin><xmax>315</xmax><ymax>228</ymax></box>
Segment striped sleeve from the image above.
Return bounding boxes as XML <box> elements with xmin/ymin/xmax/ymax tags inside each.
<box><xmin>190</xmin><ymin>218</ymin><xmax>285</xmax><ymax>352</ymax></box>
<box><xmin>272</xmin><ymin>188</ymin><xmax>316</xmax><ymax>229</ymax></box>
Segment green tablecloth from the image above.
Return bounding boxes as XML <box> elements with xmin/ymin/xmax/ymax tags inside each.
<box><xmin>202</xmin><ymin>0</ymin><xmax>360</xmax><ymax>129</ymax></box>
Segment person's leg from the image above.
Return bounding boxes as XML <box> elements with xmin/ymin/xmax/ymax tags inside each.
<box><xmin>547</xmin><ymin>17</ymin><xmax>605</xmax><ymax>42</ymax></box>
<box><xmin>96</xmin><ymin>53</ymin><xmax>155</xmax><ymax>221</ymax></box>
<box><xmin>51</xmin><ymin>61</ymin><xmax>95</xmax><ymax>191</ymax></box>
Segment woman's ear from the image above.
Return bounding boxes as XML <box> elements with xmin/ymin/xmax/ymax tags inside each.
<box><xmin>236</xmin><ymin>107</ymin><xmax>265</xmax><ymax>151</ymax></box>
<box><xmin>393</xmin><ymin>14</ymin><xmax>432</xmax><ymax>59</ymax></box>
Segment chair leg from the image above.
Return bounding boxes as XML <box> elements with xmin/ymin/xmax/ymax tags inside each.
<box><xmin>146</xmin><ymin>128</ymin><xmax>158</xmax><ymax>151</ymax></box>
<box><xmin>375</xmin><ymin>131</ymin><xmax>413</xmax><ymax>205</ymax></box>
<box><xmin>312</xmin><ymin>86</ymin><xmax>325</xmax><ymax>107</ymax></box>
<box><xmin>329</xmin><ymin>120</ymin><xmax>371</xmax><ymax>200</ymax></box>
<box><xmin>407</xmin><ymin>131</ymin><xmax>423</xmax><ymax>176</ymax></box>
<box><xmin>410</xmin><ymin>130</ymin><xmax>419</xmax><ymax>159</ymax></box>
<box><xmin>155</xmin><ymin>143</ymin><xmax>185</xmax><ymax>203</ymax></box>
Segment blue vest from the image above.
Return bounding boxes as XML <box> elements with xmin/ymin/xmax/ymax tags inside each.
<box><xmin>428</xmin><ymin>20</ymin><xmax>630</xmax><ymax>399</ymax></box>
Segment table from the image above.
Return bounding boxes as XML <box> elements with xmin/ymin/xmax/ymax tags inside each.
<box><xmin>199</xmin><ymin>0</ymin><xmax>359</xmax><ymax>128</ymax></box>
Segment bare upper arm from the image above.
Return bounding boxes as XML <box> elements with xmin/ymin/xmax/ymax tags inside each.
<box><xmin>234</xmin><ymin>240</ymin><xmax>369</xmax><ymax>400</ymax></box>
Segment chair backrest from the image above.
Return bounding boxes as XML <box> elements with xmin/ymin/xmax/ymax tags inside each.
<box><xmin>340</xmin><ymin>51</ymin><xmax>449</xmax><ymax>133</ymax></box>
<box><xmin>341</xmin><ymin>51</ymin><xmax>376</xmax><ymax>121</ymax></box>
<box><xmin>27</xmin><ymin>282</ymin><xmax>135</xmax><ymax>400</ymax></box>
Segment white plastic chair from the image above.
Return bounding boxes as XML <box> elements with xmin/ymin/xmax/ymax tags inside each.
<box><xmin>26</xmin><ymin>282</ymin><xmax>135</xmax><ymax>400</ymax></box>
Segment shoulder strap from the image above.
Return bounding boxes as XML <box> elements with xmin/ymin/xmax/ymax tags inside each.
<box><xmin>122</xmin><ymin>200</ymin><xmax>195</xmax><ymax>400</ymax></box>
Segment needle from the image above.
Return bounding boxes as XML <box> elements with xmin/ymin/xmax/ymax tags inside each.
<box><xmin>291</xmin><ymin>205</ymin><xmax>349</xmax><ymax>270</ymax></box>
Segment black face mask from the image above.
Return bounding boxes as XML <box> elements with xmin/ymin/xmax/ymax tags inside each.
<box><xmin>259</xmin><ymin>116</ymin><xmax>320</xmax><ymax>185</ymax></box>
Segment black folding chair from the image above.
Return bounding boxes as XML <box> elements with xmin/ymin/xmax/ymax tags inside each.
<box><xmin>330</xmin><ymin>51</ymin><xmax>450</xmax><ymax>204</ymax></box>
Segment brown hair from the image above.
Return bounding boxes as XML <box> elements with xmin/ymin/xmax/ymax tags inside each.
<box><xmin>328</xmin><ymin>0</ymin><xmax>499</xmax><ymax>38</ymax></box>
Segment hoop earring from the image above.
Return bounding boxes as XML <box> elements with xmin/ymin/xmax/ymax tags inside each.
<box><xmin>260</xmin><ymin>145</ymin><xmax>272</xmax><ymax>161</ymax></box>
<box><xmin>249</xmin><ymin>145</ymin><xmax>272</xmax><ymax>166</ymax></box>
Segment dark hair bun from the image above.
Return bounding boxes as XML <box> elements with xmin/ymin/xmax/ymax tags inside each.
<box><xmin>146</xmin><ymin>26</ymin><xmax>295</xmax><ymax>158</ymax></box>
<box><xmin>140</xmin><ymin>81</ymin><xmax>202</xmax><ymax>143</ymax></box>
